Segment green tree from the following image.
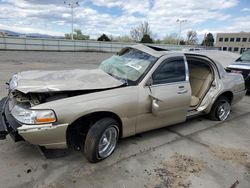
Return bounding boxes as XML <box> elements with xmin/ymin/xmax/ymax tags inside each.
<box><xmin>201</xmin><ymin>33</ymin><xmax>214</xmax><ymax>46</ymax></box>
<box><xmin>97</xmin><ymin>34</ymin><xmax>111</xmax><ymax>41</ymax></box>
<box><xmin>140</xmin><ymin>34</ymin><xmax>153</xmax><ymax>43</ymax></box>
<box><xmin>179</xmin><ymin>40</ymin><xmax>186</xmax><ymax>45</ymax></box>
<box><xmin>65</xmin><ymin>29</ymin><xmax>89</xmax><ymax>40</ymax></box>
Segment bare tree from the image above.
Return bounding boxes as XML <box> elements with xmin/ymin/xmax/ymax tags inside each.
<box><xmin>130</xmin><ymin>21</ymin><xmax>152</xmax><ymax>42</ymax></box>
<box><xmin>186</xmin><ymin>30</ymin><xmax>198</xmax><ymax>45</ymax></box>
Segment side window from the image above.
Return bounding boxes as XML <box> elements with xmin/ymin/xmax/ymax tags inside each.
<box><xmin>152</xmin><ymin>59</ymin><xmax>186</xmax><ymax>85</ymax></box>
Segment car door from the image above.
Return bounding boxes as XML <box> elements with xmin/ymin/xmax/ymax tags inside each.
<box><xmin>136</xmin><ymin>56</ymin><xmax>191</xmax><ymax>133</ymax></box>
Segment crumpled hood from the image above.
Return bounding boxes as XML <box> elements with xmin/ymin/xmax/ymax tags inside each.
<box><xmin>10</xmin><ymin>69</ymin><xmax>124</xmax><ymax>94</ymax></box>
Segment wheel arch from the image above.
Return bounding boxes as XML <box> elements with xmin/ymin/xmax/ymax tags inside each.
<box><xmin>205</xmin><ymin>90</ymin><xmax>234</xmax><ymax>114</ymax></box>
<box><xmin>66</xmin><ymin>111</ymin><xmax>123</xmax><ymax>150</ymax></box>
<box><xmin>217</xmin><ymin>91</ymin><xmax>234</xmax><ymax>104</ymax></box>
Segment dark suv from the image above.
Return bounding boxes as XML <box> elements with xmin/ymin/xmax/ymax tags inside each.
<box><xmin>226</xmin><ymin>50</ymin><xmax>250</xmax><ymax>91</ymax></box>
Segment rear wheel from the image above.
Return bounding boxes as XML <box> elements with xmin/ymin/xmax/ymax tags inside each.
<box><xmin>84</xmin><ymin>118</ymin><xmax>119</xmax><ymax>163</ymax></box>
<box><xmin>208</xmin><ymin>96</ymin><xmax>231</xmax><ymax>121</ymax></box>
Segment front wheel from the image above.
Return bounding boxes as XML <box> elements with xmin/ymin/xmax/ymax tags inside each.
<box><xmin>208</xmin><ymin>96</ymin><xmax>231</xmax><ymax>121</ymax></box>
<box><xmin>84</xmin><ymin>118</ymin><xmax>119</xmax><ymax>163</ymax></box>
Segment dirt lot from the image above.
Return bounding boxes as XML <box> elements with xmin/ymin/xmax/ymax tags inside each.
<box><xmin>0</xmin><ymin>51</ymin><xmax>249</xmax><ymax>188</ymax></box>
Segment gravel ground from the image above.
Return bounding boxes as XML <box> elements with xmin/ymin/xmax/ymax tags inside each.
<box><xmin>0</xmin><ymin>51</ymin><xmax>249</xmax><ymax>188</ymax></box>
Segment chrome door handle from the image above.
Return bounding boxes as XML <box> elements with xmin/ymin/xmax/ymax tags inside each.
<box><xmin>177</xmin><ymin>89</ymin><xmax>188</xmax><ymax>94</ymax></box>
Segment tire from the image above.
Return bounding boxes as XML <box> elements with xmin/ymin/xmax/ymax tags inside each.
<box><xmin>84</xmin><ymin>118</ymin><xmax>119</xmax><ymax>163</ymax></box>
<box><xmin>208</xmin><ymin>96</ymin><xmax>231</xmax><ymax>121</ymax></box>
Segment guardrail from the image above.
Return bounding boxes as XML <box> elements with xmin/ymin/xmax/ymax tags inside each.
<box><xmin>0</xmin><ymin>36</ymin><xmax>197</xmax><ymax>52</ymax></box>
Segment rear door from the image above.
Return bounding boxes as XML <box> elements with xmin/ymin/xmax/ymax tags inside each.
<box><xmin>136</xmin><ymin>56</ymin><xmax>191</xmax><ymax>133</ymax></box>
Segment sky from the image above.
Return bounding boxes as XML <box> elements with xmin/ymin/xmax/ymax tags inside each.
<box><xmin>0</xmin><ymin>0</ymin><xmax>250</xmax><ymax>41</ymax></box>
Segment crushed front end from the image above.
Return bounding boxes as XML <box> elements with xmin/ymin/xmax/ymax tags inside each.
<box><xmin>0</xmin><ymin>97</ymin><xmax>24</xmax><ymax>141</ymax></box>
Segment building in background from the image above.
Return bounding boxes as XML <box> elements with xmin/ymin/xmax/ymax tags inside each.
<box><xmin>215</xmin><ymin>32</ymin><xmax>250</xmax><ymax>53</ymax></box>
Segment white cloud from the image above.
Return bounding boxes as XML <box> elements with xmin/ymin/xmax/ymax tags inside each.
<box><xmin>241</xmin><ymin>8</ymin><xmax>250</xmax><ymax>12</ymax></box>
<box><xmin>0</xmin><ymin>0</ymin><xmax>246</xmax><ymax>40</ymax></box>
<box><xmin>194</xmin><ymin>15</ymin><xmax>250</xmax><ymax>42</ymax></box>
<box><xmin>223</xmin><ymin>16</ymin><xmax>250</xmax><ymax>32</ymax></box>
<box><xmin>0</xmin><ymin>23</ymin><xmax>64</xmax><ymax>36</ymax></box>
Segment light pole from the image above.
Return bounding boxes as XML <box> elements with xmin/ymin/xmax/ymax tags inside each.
<box><xmin>64</xmin><ymin>1</ymin><xmax>80</xmax><ymax>40</ymax></box>
<box><xmin>176</xmin><ymin>19</ymin><xmax>187</xmax><ymax>45</ymax></box>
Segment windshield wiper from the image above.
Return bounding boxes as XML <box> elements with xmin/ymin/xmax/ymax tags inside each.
<box><xmin>107</xmin><ymin>72</ymin><xmax>129</xmax><ymax>85</ymax></box>
<box><xmin>107</xmin><ymin>72</ymin><xmax>114</xmax><ymax>77</ymax></box>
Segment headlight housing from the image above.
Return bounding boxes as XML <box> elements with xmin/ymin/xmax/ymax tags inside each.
<box><xmin>11</xmin><ymin>105</ymin><xmax>56</xmax><ymax>125</ymax></box>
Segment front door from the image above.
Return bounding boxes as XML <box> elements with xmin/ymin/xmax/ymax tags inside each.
<box><xmin>136</xmin><ymin>57</ymin><xmax>191</xmax><ymax>133</ymax></box>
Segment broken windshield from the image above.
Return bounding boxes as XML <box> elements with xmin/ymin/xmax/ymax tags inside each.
<box><xmin>99</xmin><ymin>48</ymin><xmax>157</xmax><ymax>84</ymax></box>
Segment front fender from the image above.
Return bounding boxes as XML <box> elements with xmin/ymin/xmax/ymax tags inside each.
<box><xmin>32</xmin><ymin>87</ymin><xmax>139</xmax><ymax>138</ymax></box>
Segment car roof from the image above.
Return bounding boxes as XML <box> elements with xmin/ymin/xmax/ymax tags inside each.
<box><xmin>131</xmin><ymin>44</ymin><xmax>181</xmax><ymax>57</ymax></box>
<box><xmin>130</xmin><ymin>44</ymin><xmax>240</xmax><ymax>68</ymax></box>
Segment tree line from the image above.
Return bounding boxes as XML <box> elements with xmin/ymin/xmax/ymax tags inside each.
<box><xmin>65</xmin><ymin>21</ymin><xmax>214</xmax><ymax>46</ymax></box>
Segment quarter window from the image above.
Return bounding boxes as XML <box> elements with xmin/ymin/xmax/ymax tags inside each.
<box><xmin>152</xmin><ymin>59</ymin><xmax>186</xmax><ymax>85</ymax></box>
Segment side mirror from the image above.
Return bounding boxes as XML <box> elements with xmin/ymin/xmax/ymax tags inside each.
<box><xmin>152</xmin><ymin>99</ymin><xmax>160</xmax><ymax>116</ymax></box>
<box><xmin>145</xmin><ymin>77</ymin><xmax>153</xmax><ymax>86</ymax></box>
<box><xmin>149</xmin><ymin>95</ymin><xmax>161</xmax><ymax>116</ymax></box>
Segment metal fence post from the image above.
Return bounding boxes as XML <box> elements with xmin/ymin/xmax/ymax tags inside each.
<box><xmin>4</xmin><ymin>37</ymin><xmax>7</xmax><ymax>50</ymax></box>
<box><xmin>58</xmin><ymin>40</ymin><xmax>60</xmax><ymax>51</ymax></box>
<box><xmin>42</xmin><ymin>39</ymin><xmax>45</xmax><ymax>50</ymax></box>
<box><xmin>24</xmin><ymin>38</ymin><xmax>27</xmax><ymax>50</ymax></box>
<box><xmin>74</xmin><ymin>40</ymin><xmax>76</xmax><ymax>51</ymax></box>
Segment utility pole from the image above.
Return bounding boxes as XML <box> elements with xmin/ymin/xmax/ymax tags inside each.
<box><xmin>176</xmin><ymin>19</ymin><xmax>187</xmax><ymax>45</ymax></box>
<box><xmin>64</xmin><ymin>1</ymin><xmax>80</xmax><ymax>40</ymax></box>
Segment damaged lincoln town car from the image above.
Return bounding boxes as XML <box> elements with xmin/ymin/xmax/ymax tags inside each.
<box><xmin>0</xmin><ymin>44</ymin><xmax>246</xmax><ymax>162</ymax></box>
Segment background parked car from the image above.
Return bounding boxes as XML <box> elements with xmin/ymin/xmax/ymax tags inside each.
<box><xmin>226</xmin><ymin>49</ymin><xmax>250</xmax><ymax>91</ymax></box>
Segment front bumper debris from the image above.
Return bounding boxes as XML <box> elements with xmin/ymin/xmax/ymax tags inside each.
<box><xmin>0</xmin><ymin>97</ymin><xmax>8</xmax><ymax>139</ymax></box>
<box><xmin>0</xmin><ymin>97</ymin><xmax>23</xmax><ymax>141</ymax></box>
